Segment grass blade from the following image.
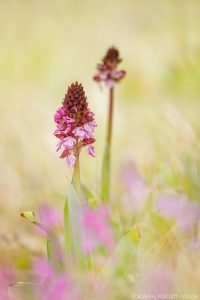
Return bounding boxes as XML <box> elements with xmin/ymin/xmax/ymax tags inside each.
<box><xmin>101</xmin><ymin>143</ymin><xmax>111</xmax><ymax>202</ymax></box>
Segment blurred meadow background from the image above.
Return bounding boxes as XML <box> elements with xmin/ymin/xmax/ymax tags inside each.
<box><xmin>1</xmin><ymin>0</ymin><xmax>200</xmax><ymax>298</ymax></box>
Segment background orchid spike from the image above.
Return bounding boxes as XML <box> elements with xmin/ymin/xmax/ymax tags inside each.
<box><xmin>94</xmin><ymin>47</ymin><xmax>126</xmax><ymax>202</ymax></box>
<box><xmin>93</xmin><ymin>47</ymin><xmax>126</xmax><ymax>88</ymax></box>
<box><xmin>54</xmin><ymin>82</ymin><xmax>96</xmax><ymax>168</ymax></box>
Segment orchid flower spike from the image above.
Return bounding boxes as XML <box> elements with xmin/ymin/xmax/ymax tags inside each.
<box><xmin>54</xmin><ymin>82</ymin><xmax>97</xmax><ymax>168</ymax></box>
<box><xmin>93</xmin><ymin>47</ymin><xmax>126</xmax><ymax>88</ymax></box>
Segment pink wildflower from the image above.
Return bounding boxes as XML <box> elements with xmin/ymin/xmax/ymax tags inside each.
<box><xmin>56</xmin><ymin>136</ymin><xmax>76</xmax><ymax>152</ymax></box>
<box><xmin>82</xmin><ymin>205</ymin><xmax>115</xmax><ymax>253</ymax></box>
<box><xmin>155</xmin><ymin>194</ymin><xmax>200</xmax><ymax>233</ymax></box>
<box><xmin>38</xmin><ymin>204</ymin><xmax>62</xmax><ymax>233</ymax></box>
<box><xmin>121</xmin><ymin>163</ymin><xmax>149</xmax><ymax>213</ymax></box>
<box><xmin>87</xmin><ymin>145</ymin><xmax>95</xmax><ymax>157</ymax></box>
<box><xmin>72</xmin><ymin>127</ymin><xmax>86</xmax><ymax>139</ymax></box>
<box><xmin>0</xmin><ymin>264</ymin><xmax>15</xmax><ymax>300</ymax></box>
<box><xmin>66</xmin><ymin>153</ymin><xmax>77</xmax><ymax>168</ymax></box>
<box><xmin>93</xmin><ymin>47</ymin><xmax>126</xmax><ymax>87</ymax></box>
<box><xmin>33</xmin><ymin>258</ymin><xmax>78</xmax><ymax>300</ymax></box>
<box><xmin>54</xmin><ymin>82</ymin><xmax>96</xmax><ymax>168</ymax></box>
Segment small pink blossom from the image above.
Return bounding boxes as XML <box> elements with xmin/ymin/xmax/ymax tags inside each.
<box><xmin>56</xmin><ymin>140</ymin><xmax>64</xmax><ymax>152</ymax></box>
<box><xmin>38</xmin><ymin>204</ymin><xmax>62</xmax><ymax>233</ymax></box>
<box><xmin>72</xmin><ymin>127</ymin><xmax>86</xmax><ymax>139</ymax></box>
<box><xmin>33</xmin><ymin>259</ymin><xmax>53</xmax><ymax>280</ymax></box>
<box><xmin>56</xmin><ymin>141</ymin><xmax>63</xmax><ymax>152</ymax></box>
<box><xmin>87</xmin><ymin>145</ymin><xmax>95</xmax><ymax>157</ymax></box>
<box><xmin>54</xmin><ymin>107</ymin><xmax>66</xmax><ymax>123</ymax></box>
<box><xmin>63</xmin><ymin>136</ymin><xmax>76</xmax><ymax>148</ymax></box>
<box><xmin>177</xmin><ymin>201</ymin><xmax>200</xmax><ymax>232</ymax></box>
<box><xmin>33</xmin><ymin>259</ymin><xmax>71</xmax><ymax>300</ymax></box>
<box><xmin>56</xmin><ymin>136</ymin><xmax>76</xmax><ymax>152</ymax></box>
<box><xmin>66</xmin><ymin>153</ymin><xmax>76</xmax><ymax>168</ymax></box>
<box><xmin>155</xmin><ymin>194</ymin><xmax>200</xmax><ymax>233</ymax></box>
<box><xmin>121</xmin><ymin>163</ymin><xmax>149</xmax><ymax>213</ymax></box>
<box><xmin>84</xmin><ymin>121</ymin><xmax>97</xmax><ymax>133</ymax></box>
<box><xmin>155</xmin><ymin>194</ymin><xmax>187</xmax><ymax>219</ymax></box>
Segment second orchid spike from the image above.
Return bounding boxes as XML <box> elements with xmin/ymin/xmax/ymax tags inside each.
<box><xmin>93</xmin><ymin>47</ymin><xmax>126</xmax><ymax>88</ymax></box>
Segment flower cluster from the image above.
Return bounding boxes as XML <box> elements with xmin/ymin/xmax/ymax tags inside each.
<box><xmin>54</xmin><ymin>82</ymin><xmax>96</xmax><ymax>167</ymax></box>
<box><xmin>93</xmin><ymin>47</ymin><xmax>126</xmax><ymax>88</ymax></box>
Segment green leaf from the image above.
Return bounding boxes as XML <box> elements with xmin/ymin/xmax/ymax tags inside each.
<box><xmin>72</xmin><ymin>152</ymin><xmax>81</xmax><ymax>195</ymax></box>
<box><xmin>101</xmin><ymin>228</ymin><xmax>140</xmax><ymax>279</ymax></box>
<box><xmin>64</xmin><ymin>181</ymin><xmax>85</xmax><ymax>265</ymax></box>
<box><xmin>21</xmin><ymin>212</ymin><xmax>63</xmax><ymax>271</ymax></box>
<box><xmin>46</xmin><ymin>231</ymin><xmax>64</xmax><ymax>272</ymax></box>
<box><xmin>126</xmin><ymin>226</ymin><xmax>141</xmax><ymax>244</ymax></box>
<box><xmin>101</xmin><ymin>143</ymin><xmax>111</xmax><ymax>202</ymax></box>
<box><xmin>46</xmin><ymin>238</ymin><xmax>52</xmax><ymax>261</ymax></box>
<box><xmin>81</xmin><ymin>183</ymin><xmax>99</xmax><ymax>206</ymax></box>
<box><xmin>151</xmin><ymin>211</ymin><xmax>173</xmax><ymax>235</ymax></box>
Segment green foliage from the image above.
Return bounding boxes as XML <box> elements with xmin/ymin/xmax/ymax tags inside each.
<box><xmin>101</xmin><ymin>143</ymin><xmax>111</xmax><ymax>202</ymax></box>
<box><xmin>150</xmin><ymin>211</ymin><xmax>173</xmax><ymax>236</ymax></box>
<box><xmin>64</xmin><ymin>181</ymin><xmax>89</xmax><ymax>269</ymax></box>
<box><xmin>64</xmin><ymin>182</ymin><xmax>81</xmax><ymax>256</ymax></box>
<box><xmin>46</xmin><ymin>238</ymin><xmax>52</xmax><ymax>261</ymax></box>
<box><xmin>21</xmin><ymin>211</ymin><xmax>63</xmax><ymax>272</ymax></box>
<box><xmin>101</xmin><ymin>228</ymin><xmax>141</xmax><ymax>280</ymax></box>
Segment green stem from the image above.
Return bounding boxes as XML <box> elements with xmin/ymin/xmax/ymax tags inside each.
<box><xmin>33</xmin><ymin>222</ymin><xmax>63</xmax><ymax>271</ymax></box>
<box><xmin>101</xmin><ymin>87</ymin><xmax>114</xmax><ymax>202</ymax></box>
<box><xmin>64</xmin><ymin>142</ymin><xmax>94</xmax><ymax>271</ymax></box>
<box><xmin>72</xmin><ymin>139</ymin><xmax>81</xmax><ymax>196</ymax></box>
<box><xmin>107</xmin><ymin>87</ymin><xmax>114</xmax><ymax>146</ymax></box>
<box><xmin>64</xmin><ymin>140</ymin><xmax>81</xmax><ymax>256</ymax></box>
